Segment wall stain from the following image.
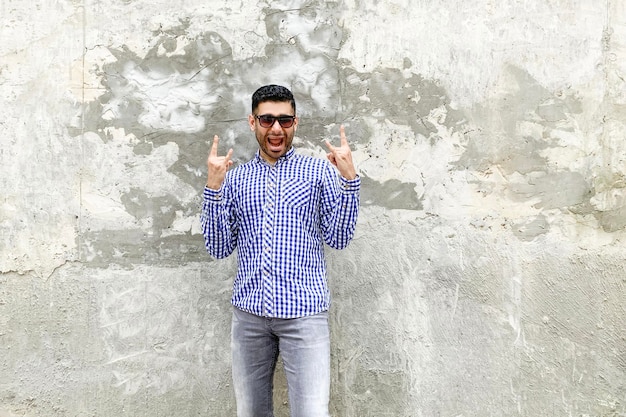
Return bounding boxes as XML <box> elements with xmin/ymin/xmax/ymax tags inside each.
<box><xmin>72</xmin><ymin>6</ymin><xmax>470</xmax><ymax>266</ymax></box>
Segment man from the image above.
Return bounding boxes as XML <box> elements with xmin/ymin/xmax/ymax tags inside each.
<box><xmin>200</xmin><ymin>84</ymin><xmax>360</xmax><ymax>417</ymax></box>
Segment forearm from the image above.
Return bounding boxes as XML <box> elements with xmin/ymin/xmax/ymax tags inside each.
<box><xmin>322</xmin><ymin>175</ymin><xmax>360</xmax><ymax>249</ymax></box>
<box><xmin>201</xmin><ymin>186</ymin><xmax>237</xmax><ymax>258</ymax></box>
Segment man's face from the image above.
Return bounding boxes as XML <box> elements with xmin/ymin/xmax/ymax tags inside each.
<box><xmin>248</xmin><ymin>101</ymin><xmax>298</xmax><ymax>164</ymax></box>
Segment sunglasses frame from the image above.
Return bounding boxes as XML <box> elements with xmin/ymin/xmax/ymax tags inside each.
<box><xmin>255</xmin><ymin>114</ymin><xmax>296</xmax><ymax>128</ymax></box>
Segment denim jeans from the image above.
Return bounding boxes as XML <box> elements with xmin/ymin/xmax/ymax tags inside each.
<box><xmin>231</xmin><ymin>307</ymin><xmax>331</xmax><ymax>417</ymax></box>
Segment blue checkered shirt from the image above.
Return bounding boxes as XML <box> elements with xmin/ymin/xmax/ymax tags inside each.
<box><xmin>201</xmin><ymin>147</ymin><xmax>360</xmax><ymax>318</ymax></box>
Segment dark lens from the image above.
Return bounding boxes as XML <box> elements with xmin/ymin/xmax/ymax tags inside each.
<box><xmin>258</xmin><ymin>115</ymin><xmax>275</xmax><ymax>128</ymax></box>
<box><xmin>277</xmin><ymin>116</ymin><xmax>295</xmax><ymax>128</ymax></box>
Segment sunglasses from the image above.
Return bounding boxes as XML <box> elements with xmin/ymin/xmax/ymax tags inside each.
<box><xmin>255</xmin><ymin>114</ymin><xmax>296</xmax><ymax>128</ymax></box>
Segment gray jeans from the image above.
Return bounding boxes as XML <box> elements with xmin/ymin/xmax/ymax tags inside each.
<box><xmin>231</xmin><ymin>307</ymin><xmax>331</xmax><ymax>417</ymax></box>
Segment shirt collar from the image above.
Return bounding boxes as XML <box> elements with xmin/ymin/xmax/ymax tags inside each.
<box><xmin>254</xmin><ymin>147</ymin><xmax>296</xmax><ymax>166</ymax></box>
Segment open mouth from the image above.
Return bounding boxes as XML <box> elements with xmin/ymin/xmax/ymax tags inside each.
<box><xmin>267</xmin><ymin>136</ymin><xmax>283</xmax><ymax>150</ymax></box>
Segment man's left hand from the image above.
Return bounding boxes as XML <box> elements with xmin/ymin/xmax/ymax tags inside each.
<box><xmin>325</xmin><ymin>125</ymin><xmax>357</xmax><ymax>180</ymax></box>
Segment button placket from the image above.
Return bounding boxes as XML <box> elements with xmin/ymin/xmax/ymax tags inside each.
<box><xmin>261</xmin><ymin>166</ymin><xmax>278</xmax><ymax>315</ymax></box>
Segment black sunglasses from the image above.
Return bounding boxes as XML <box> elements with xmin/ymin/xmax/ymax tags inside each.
<box><xmin>255</xmin><ymin>114</ymin><xmax>296</xmax><ymax>128</ymax></box>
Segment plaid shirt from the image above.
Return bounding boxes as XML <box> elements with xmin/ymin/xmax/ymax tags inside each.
<box><xmin>201</xmin><ymin>147</ymin><xmax>360</xmax><ymax>318</ymax></box>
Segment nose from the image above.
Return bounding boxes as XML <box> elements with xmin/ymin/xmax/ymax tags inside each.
<box><xmin>270</xmin><ymin>119</ymin><xmax>282</xmax><ymax>130</ymax></box>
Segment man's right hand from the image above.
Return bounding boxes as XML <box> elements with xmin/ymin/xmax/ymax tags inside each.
<box><xmin>206</xmin><ymin>135</ymin><xmax>233</xmax><ymax>190</ymax></box>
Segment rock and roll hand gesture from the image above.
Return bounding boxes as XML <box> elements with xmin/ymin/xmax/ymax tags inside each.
<box><xmin>325</xmin><ymin>125</ymin><xmax>357</xmax><ymax>180</ymax></box>
<box><xmin>206</xmin><ymin>135</ymin><xmax>233</xmax><ymax>190</ymax></box>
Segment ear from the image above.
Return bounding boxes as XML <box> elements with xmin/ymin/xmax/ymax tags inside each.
<box><xmin>248</xmin><ymin>114</ymin><xmax>256</xmax><ymax>131</ymax></box>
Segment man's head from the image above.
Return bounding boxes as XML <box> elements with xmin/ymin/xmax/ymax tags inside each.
<box><xmin>249</xmin><ymin>85</ymin><xmax>298</xmax><ymax>164</ymax></box>
<box><xmin>251</xmin><ymin>84</ymin><xmax>296</xmax><ymax>114</ymax></box>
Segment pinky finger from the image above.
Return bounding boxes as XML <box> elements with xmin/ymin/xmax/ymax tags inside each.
<box><xmin>339</xmin><ymin>125</ymin><xmax>347</xmax><ymax>141</ymax></box>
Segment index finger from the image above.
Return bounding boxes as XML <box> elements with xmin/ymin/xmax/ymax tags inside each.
<box><xmin>210</xmin><ymin>135</ymin><xmax>220</xmax><ymax>156</ymax></box>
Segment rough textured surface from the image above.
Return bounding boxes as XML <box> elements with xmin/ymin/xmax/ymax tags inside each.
<box><xmin>1</xmin><ymin>0</ymin><xmax>625</xmax><ymax>416</ymax></box>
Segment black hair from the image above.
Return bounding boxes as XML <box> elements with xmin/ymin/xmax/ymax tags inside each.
<box><xmin>251</xmin><ymin>84</ymin><xmax>296</xmax><ymax>114</ymax></box>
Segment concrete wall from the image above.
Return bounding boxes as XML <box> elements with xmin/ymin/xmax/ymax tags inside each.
<box><xmin>1</xmin><ymin>0</ymin><xmax>625</xmax><ymax>416</ymax></box>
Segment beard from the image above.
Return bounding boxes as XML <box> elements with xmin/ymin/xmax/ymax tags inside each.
<box><xmin>256</xmin><ymin>130</ymin><xmax>293</xmax><ymax>162</ymax></box>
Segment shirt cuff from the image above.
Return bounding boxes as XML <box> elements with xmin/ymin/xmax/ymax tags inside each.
<box><xmin>203</xmin><ymin>185</ymin><xmax>225</xmax><ymax>202</ymax></box>
<box><xmin>339</xmin><ymin>175</ymin><xmax>360</xmax><ymax>193</ymax></box>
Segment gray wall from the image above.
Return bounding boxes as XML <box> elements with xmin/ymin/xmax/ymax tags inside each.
<box><xmin>1</xmin><ymin>0</ymin><xmax>625</xmax><ymax>416</ymax></box>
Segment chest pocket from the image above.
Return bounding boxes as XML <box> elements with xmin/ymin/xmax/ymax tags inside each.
<box><xmin>280</xmin><ymin>178</ymin><xmax>315</xmax><ymax>209</ymax></box>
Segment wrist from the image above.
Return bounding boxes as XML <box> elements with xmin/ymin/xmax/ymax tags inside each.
<box><xmin>342</xmin><ymin>170</ymin><xmax>357</xmax><ymax>180</ymax></box>
<box><xmin>206</xmin><ymin>179</ymin><xmax>222</xmax><ymax>190</ymax></box>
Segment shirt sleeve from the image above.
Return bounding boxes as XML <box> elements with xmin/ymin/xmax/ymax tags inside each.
<box><xmin>319</xmin><ymin>166</ymin><xmax>361</xmax><ymax>250</ymax></box>
<box><xmin>200</xmin><ymin>182</ymin><xmax>238</xmax><ymax>259</ymax></box>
